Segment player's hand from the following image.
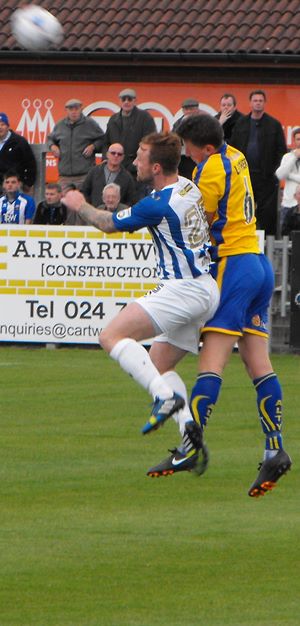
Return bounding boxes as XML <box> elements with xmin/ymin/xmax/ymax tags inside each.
<box><xmin>61</xmin><ymin>189</ymin><xmax>85</xmax><ymax>213</ymax></box>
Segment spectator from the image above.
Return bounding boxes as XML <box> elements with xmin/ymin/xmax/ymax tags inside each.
<box><xmin>281</xmin><ymin>184</ymin><xmax>300</xmax><ymax>237</ymax></box>
<box><xmin>0</xmin><ymin>112</ymin><xmax>37</xmax><ymax>194</ymax></box>
<box><xmin>172</xmin><ymin>98</ymin><xmax>201</xmax><ymax>179</ymax></box>
<box><xmin>215</xmin><ymin>93</ymin><xmax>243</xmax><ymax>143</ymax></box>
<box><xmin>231</xmin><ymin>89</ymin><xmax>287</xmax><ymax>235</ymax></box>
<box><xmin>81</xmin><ymin>143</ymin><xmax>136</xmax><ymax>207</ymax></box>
<box><xmin>33</xmin><ymin>182</ymin><xmax>66</xmax><ymax>225</ymax></box>
<box><xmin>275</xmin><ymin>126</ymin><xmax>300</xmax><ymax>233</ymax></box>
<box><xmin>172</xmin><ymin>98</ymin><xmax>200</xmax><ymax>133</ymax></box>
<box><xmin>0</xmin><ymin>170</ymin><xmax>35</xmax><ymax>224</ymax></box>
<box><xmin>103</xmin><ymin>87</ymin><xmax>156</xmax><ymax>197</ymax></box>
<box><xmin>48</xmin><ymin>98</ymin><xmax>104</xmax><ymax>213</ymax></box>
<box><xmin>97</xmin><ymin>183</ymin><xmax>128</xmax><ymax>213</ymax></box>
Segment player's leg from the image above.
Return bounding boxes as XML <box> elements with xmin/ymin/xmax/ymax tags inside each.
<box><xmin>139</xmin><ymin>274</ymin><xmax>219</xmax><ymax>435</ymax></box>
<box><xmin>100</xmin><ymin>302</ymin><xmax>185</xmax><ymax>425</ymax></box>
<box><xmin>239</xmin><ymin>333</ymin><xmax>292</xmax><ymax>497</ymax></box>
<box><xmin>190</xmin><ymin>331</ymin><xmax>237</xmax><ymax>429</ymax></box>
<box><xmin>149</xmin><ymin>341</ymin><xmax>192</xmax><ymax>435</ymax></box>
<box><xmin>145</xmin><ymin>342</ymin><xmax>207</xmax><ymax>476</ymax></box>
<box><xmin>189</xmin><ymin>255</ymin><xmax>248</xmax><ymax>431</ymax></box>
<box><xmin>144</xmin><ymin>274</ymin><xmax>220</xmax><ymax>475</ymax></box>
<box><xmin>239</xmin><ymin>254</ymin><xmax>292</xmax><ymax>497</ymax></box>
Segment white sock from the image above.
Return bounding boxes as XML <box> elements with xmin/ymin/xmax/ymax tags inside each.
<box><xmin>162</xmin><ymin>371</ymin><xmax>193</xmax><ymax>436</ymax></box>
<box><xmin>110</xmin><ymin>338</ymin><xmax>173</xmax><ymax>399</ymax></box>
<box><xmin>264</xmin><ymin>449</ymin><xmax>279</xmax><ymax>461</ymax></box>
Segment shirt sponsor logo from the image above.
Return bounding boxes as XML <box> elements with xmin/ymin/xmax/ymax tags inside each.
<box><xmin>117</xmin><ymin>208</ymin><xmax>132</xmax><ymax>220</ymax></box>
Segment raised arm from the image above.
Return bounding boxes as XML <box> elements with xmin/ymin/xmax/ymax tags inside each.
<box><xmin>62</xmin><ymin>190</ymin><xmax>117</xmax><ymax>233</ymax></box>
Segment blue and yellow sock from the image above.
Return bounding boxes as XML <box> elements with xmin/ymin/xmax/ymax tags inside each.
<box><xmin>253</xmin><ymin>372</ymin><xmax>283</xmax><ymax>459</ymax></box>
<box><xmin>190</xmin><ymin>372</ymin><xmax>222</xmax><ymax>429</ymax></box>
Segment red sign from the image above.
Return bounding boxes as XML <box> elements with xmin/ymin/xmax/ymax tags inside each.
<box><xmin>1</xmin><ymin>80</ymin><xmax>299</xmax><ymax>183</ymax></box>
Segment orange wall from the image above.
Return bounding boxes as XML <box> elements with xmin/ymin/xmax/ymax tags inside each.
<box><xmin>1</xmin><ymin>80</ymin><xmax>299</xmax><ymax>182</ymax></box>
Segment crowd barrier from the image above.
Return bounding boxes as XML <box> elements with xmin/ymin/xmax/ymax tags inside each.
<box><xmin>290</xmin><ymin>231</ymin><xmax>300</xmax><ymax>350</ymax></box>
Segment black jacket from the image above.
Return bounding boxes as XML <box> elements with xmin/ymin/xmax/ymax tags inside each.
<box><xmin>103</xmin><ymin>107</ymin><xmax>156</xmax><ymax>173</ymax></box>
<box><xmin>0</xmin><ymin>130</ymin><xmax>37</xmax><ymax>188</ymax></box>
<box><xmin>215</xmin><ymin>109</ymin><xmax>243</xmax><ymax>143</ymax></box>
<box><xmin>34</xmin><ymin>201</ymin><xmax>66</xmax><ymax>225</ymax></box>
<box><xmin>81</xmin><ymin>162</ymin><xmax>137</xmax><ymax>207</ymax></box>
<box><xmin>282</xmin><ymin>207</ymin><xmax>300</xmax><ymax>237</ymax></box>
<box><xmin>230</xmin><ymin>112</ymin><xmax>287</xmax><ymax>177</ymax></box>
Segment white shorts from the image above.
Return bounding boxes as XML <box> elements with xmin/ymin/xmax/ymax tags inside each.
<box><xmin>136</xmin><ymin>274</ymin><xmax>219</xmax><ymax>354</ymax></box>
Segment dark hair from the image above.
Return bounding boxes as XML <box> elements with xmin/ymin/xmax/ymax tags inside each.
<box><xmin>249</xmin><ymin>89</ymin><xmax>266</xmax><ymax>100</ymax></box>
<box><xmin>46</xmin><ymin>182</ymin><xmax>62</xmax><ymax>193</ymax></box>
<box><xmin>3</xmin><ymin>169</ymin><xmax>20</xmax><ymax>180</ymax></box>
<box><xmin>141</xmin><ymin>131</ymin><xmax>182</xmax><ymax>174</ymax></box>
<box><xmin>220</xmin><ymin>93</ymin><xmax>237</xmax><ymax>106</ymax></box>
<box><xmin>177</xmin><ymin>114</ymin><xmax>224</xmax><ymax>149</ymax></box>
<box><xmin>292</xmin><ymin>127</ymin><xmax>300</xmax><ymax>137</ymax></box>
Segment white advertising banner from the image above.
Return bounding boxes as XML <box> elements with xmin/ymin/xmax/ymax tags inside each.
<box><xmin>0</xmin><ymin>225</ymin><xmax>157</xmax><ymax>344</ymax></box>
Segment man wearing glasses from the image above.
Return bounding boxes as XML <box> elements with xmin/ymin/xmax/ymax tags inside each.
<box><xmin>103</xmin><ymin>88</ymin><xmax>156</xmax><ymax>197</ymax></box>
<box><xmin>81</xmin><ymin>143</ymin><xmax>136</xmax><ymax>207</ymax></box>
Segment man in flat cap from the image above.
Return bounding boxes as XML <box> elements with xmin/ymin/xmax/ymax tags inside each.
<box><xmin>172</xmin><ymin>98</ymin><xmax>200</xmax><ymax>179</ymax></box>
<box><xmin>0</xmin><ymin>112</ymin><xmax>37</xmax><ymax>194</ymax></box>
<box><xmin>103</xmin><ymin>87</ymin><xmax>156</xmax><ymax>198</ymax></box>
<box><xmin>48</xmin><ymin>99</ymin><xmax>104</xmax><ymax>222</ymax></box>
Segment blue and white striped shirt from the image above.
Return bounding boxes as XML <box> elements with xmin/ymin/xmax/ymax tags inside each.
<box><xmin>0</xmin><ymin>192</ymin><xmax>35</xmax><ymax>224</ymax></box>
<box><xmin>112</xmin><ymin>176</ymin><xmax>211</xmax><ymax>280</ymax></box>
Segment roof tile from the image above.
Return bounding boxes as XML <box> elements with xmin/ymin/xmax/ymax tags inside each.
<box><xmin>0</xmin><ymin>0</ymin><xmax>299</xmax><ymax>57</ymax></box>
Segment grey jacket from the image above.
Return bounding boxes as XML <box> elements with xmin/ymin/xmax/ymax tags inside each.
<box><xmin>48</xmin><ymin>114</ymin><xmax>104</xmax><ymax>176</ymax></box>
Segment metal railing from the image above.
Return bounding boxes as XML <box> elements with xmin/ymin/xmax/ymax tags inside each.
<box><xmin>266</xmin><ymin>235</ymin><xmax>295</xmax><ymax>352</ymax></box>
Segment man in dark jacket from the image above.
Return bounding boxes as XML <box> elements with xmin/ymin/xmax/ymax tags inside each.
<box><xmin>34</xmin><ymin>182</ymin><xmax>66</xmax><ymax>225</ymax></box>
<box><xmin>103</xmin><ymin>88</ymin><xmax>156</xmax><ymax>197</ymax></box>
<box><xmin>48</xmin><ymin>98</ymin><xmax>104</xmax><ymax>192</ymax></box>
<box><xmin>215</xmin><ymin>93</ymin><xmax>243</xmax><ymax>143</ymax></box>
<box><xmin>81</xmin><ymin>143</ymin><xmax>136</xmax><ymax>207</ymax></box>
<box><xmin>0</xmin><ymin>112</ymin><xmax>37</xmax><ymax>193</ymax></box>
<box><xmin>231</xmin><ymin>90</ymin><xmax>287</xmax><ymax>235</ymax></box>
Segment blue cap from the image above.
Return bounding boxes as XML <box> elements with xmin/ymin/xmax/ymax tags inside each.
<box><xmin>0</xmin><ymin>113</ymin><xmax>9</xmax><ymax>126</ymax></box>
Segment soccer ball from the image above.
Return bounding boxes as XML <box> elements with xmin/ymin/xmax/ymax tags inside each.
<box><xmin>11</xmin><ymin>5</ymin><xmax>63</xmax><ymax>50</ymax></box>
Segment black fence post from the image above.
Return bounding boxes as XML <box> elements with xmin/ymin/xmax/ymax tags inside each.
<box><xmin>32</xmin><ymin>143</ymin><xmax>47</xmax><ymax>206</ymax></box>
<box><xmin>289</xmin><ymin>231</ymin><xmax>300</xmax><ymax>351</ymax></box>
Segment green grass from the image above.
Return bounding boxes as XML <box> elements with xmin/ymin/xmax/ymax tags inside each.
<box><xmin>0</xmin><ymin>346</ymin><xmax>299</xmax><ymax>626</ymax></box>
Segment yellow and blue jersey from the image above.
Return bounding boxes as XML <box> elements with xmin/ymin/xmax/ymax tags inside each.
<box><xmin>193</xmin><ymin>143</ymin><xmax>260</xmax><ymax>260</ymax></box>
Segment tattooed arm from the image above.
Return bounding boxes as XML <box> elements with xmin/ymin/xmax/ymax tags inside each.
<box><xmin>62</xmin><ymin>190</ymin><xmax>117</xmax><ymax>233</ymax></box>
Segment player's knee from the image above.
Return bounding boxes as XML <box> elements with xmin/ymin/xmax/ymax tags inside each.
<box><xmin>99</xmin><ymin>328</ymin><xmax>112</xmax><ymax>353</ymax></box>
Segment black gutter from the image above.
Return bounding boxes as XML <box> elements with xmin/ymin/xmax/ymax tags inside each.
<box><xmin>0</xmin><ymin>50</ymin><xmax>299</xmax><ymax>64</ymax></box>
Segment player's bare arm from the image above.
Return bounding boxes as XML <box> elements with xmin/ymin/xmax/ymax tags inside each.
<box><xmin>62</xmin><ymin>190</ymin><xmax>117</xmax><ymax>233</ymax></box>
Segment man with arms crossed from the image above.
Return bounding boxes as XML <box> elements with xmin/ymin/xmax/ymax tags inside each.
<box><xmin>62</xmin><ymin>131</ymin><xmax>219</xmax><ymax>474</ymax></box>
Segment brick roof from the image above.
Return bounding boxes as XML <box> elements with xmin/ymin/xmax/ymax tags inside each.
<box><xmin>1</xmin><ymin>0</ymin><xmax>300</xmax><ymax>56</ymax></box>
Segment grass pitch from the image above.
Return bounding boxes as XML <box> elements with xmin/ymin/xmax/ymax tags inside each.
<box><xmin>0</xmin><ymin>345</ymin><xmax>299</xmax><ymax>626</ymax></box>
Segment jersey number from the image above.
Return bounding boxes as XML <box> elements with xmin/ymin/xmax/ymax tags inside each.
<box><xmin>185</xmin><ymin>202</ymin><xmax>208</xmax><ymax>248</ymax></box>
